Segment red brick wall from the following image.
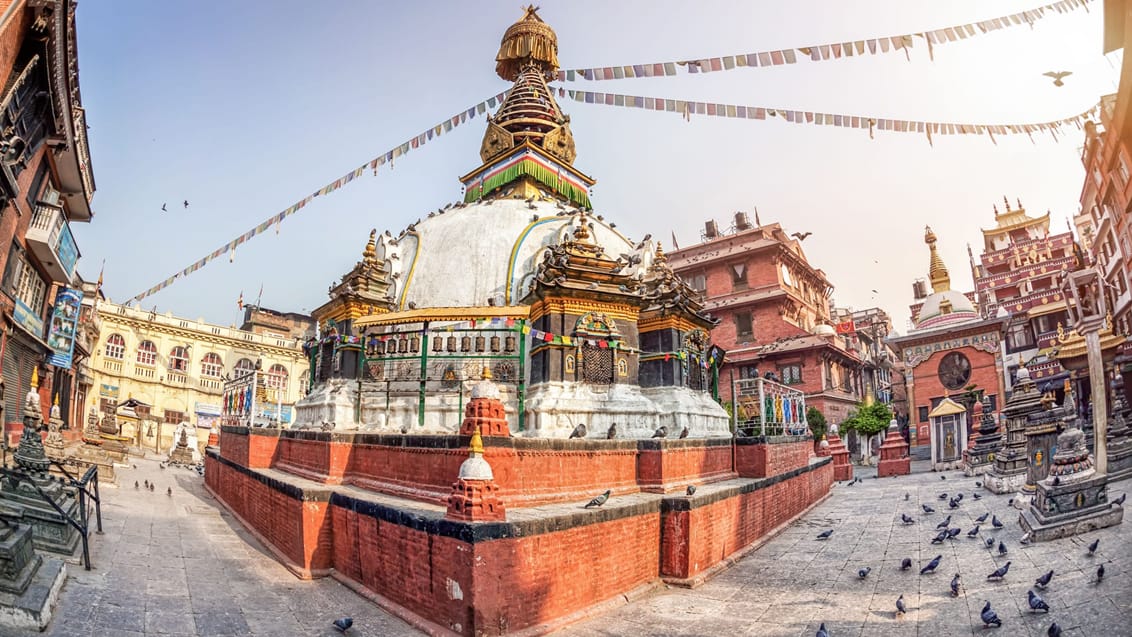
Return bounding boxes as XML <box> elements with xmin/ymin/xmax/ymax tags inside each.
<box><xmin>275</xmin><ymin>437</ymin><xmax>349</xmax><ymax>484</ymax></box>
<box><xmin>205</xmin><ymin>455</ymin><xmax>331</xmax><ymax>576</ymax></box>
<box><xmin>345</xmin><ymin>442</ymin><xmax>465</xmax><ymax>504</ymax></box>
<box><xmin>735</xmin><ymin>438</ymin><xmax>812</xmax><ymax>478</ymax></box>
<box><xmin>636</xmin><ymin>442</ymin><xmax>734</xmax><ymax>492</ymax></box>
<box><xmin>906</xmin><ymin>346</ymin><xmax>1001</xmax><ymax>445</ymax></box>
<box><xmin>494</xmin><ymin>446</ymin><xmax>640</xmax><ymax>506</ymax></box>
<box><xmin>661</xmin><ymin>459</ymin><xmax>833</xmax><ymax>581</ymax></box>
<box><xmin>219</xmin><ymin>427</ymin><xmax>249</xmax><ymax>465</ymax></box>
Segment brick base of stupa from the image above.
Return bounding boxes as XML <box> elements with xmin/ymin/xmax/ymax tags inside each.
<box><xmin>826</xmin><ymin>433</ymin><xmax>852</xmax><ymax>482</ymax></box>
<box><xmin>876</xmin><ymin>426</ymin><xmax>910</xmax><ymax>478</ymax></box>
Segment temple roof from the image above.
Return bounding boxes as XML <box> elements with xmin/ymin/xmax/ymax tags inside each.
<box><xmin>980</xmin><ymin>198</ymin><xmax>1051</xmax><ymax>250</ymax></box>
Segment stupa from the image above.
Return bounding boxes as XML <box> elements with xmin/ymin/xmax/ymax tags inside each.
<box><xmin>1020</xmin><ymin>389</ymin><xmax>1124</xmax><ymax>540</ymax></box>
<box><xmin>985</xmin><ymin>366</ymin><xmax>1042</xmax><ymax>496</ymax></box>
<box><xmin>1104</xmin><ymin>373</ymin><xmax>1132</xmax><ymax>482</ymax></box>
<box><xmin>296</xmin><ymin>4</ymin><xmax>727</xmax><ymax>438</ymax></box>
<box><xmin>1020</xmin><ymin>390</ymin><xmax>1063</xmax><ymax>500</ymax></box>
<box><xmin>963</xmin><ymin>396</ymin><xmax>1001</xmax><ymax>476</ymax></box>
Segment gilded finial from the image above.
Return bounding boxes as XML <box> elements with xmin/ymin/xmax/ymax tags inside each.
<box><xmin>469</xmin><ymin>424</ymin><xmax>484</xmax><ymax>455</ymax></box>
<box><xmin>495</xmin><ymin>4</ymin><xmax>560</xmax><ymax>81</ymax></box>
<box><xmin>654</xmin><ymin>241</ymin><xmax>666</xmax><ymax>263</ymax></box>
<box><xmin>573</xmin><ymin>211</ymin><xmax>592</xmax><ymax>241</ymax></box>
<box><xmin>482</xmin><ymin>364</ymin><xmax>493</xmax><ymax>380</ymax></box>
<box><xmin>363</xmin><ymin>229</ymin><xmax>377</xmax><ymax>262</ymax></box>
<box><xmin>30</xmin><ymin>366</ymin><xmax>38</xmax><ymax>389</ymax></box>
<box><xmin>53</xmin><ymin>394</ymin><xmax>59</xmax><ymax>406</ymax></box>
<box><xmin>1004</xmin><ymin>196</ymin><xmax>1011</xmax><ymax>211</ymax></box>
<box><xmin>924</xmin><ymin>226</ymin><xmax>951</xmax><ymax>293</ymax></box>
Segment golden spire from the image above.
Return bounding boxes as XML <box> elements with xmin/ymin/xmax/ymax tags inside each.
<box><xmin>495</xmin><ymin>5</ymin><xmax>560</xmax><ymax>81</ymax></box>
<box><xmin>53</xmin><ymin>393</ymin><xmax>59</xmax><ymax>406</ymax></box>
<box><xmin>924</xmin><ymin>225</ymin><xmax>951</xmax><ymax>293</ymax></box>
<box><xmin>30</xmin><ymin>366</ymin><xmax>38</xmax><ymax>389</ymax></box>
<box><xmin>654</xmin><ymin>242</ymin><xmax>667</xmax><ymax>264</ymax></box>
<box><xmin>469</xmin><ymin>424</ymin><xmax>484</xmax><ymax>455</ymax></box>
<box><xmin>363</xmin><ymin>229</ymin><xmax>377</xmax><ymax>263</ymax></box>
<box><xmin>573</xmin><ymin>211</ymin><xmax>592</xmax><ymax>242</ymax></box>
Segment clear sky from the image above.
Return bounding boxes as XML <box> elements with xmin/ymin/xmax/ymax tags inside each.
<box><xmin>70</xmin><ymin>0</ymin><xmax>1121</xmax><ymax>332</ymax></box>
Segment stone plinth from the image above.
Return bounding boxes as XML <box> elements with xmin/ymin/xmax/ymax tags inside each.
<box><xmin>1105</xmin><ymin>375</ymin><xmax>1132</xmax><ymax>482</ymax></box>
<box><xmin>986</xmin><ymin>367</ymin><xmax>1043</xmax><ymax>494</ymax></box>
<box><xmin>826</xmin><ymin>430</ymin><xmax>852</xmax><ymax>482</ymax></box>
<box><xmin>1020</xmin><ymin>420</ymin><xmax>1123</xmax><ymax>541</ymax></box>
<box><xmin>457</xmin><ymin>378</ymin><xmax>511</xmax><ymax>437</ymax></box>
<box><xmin>1</xmin><ymin>411</ymin><xmax>82</xmax><ymax>556</ymax></box>
<box><xmin>1021</xmin><ymin>397</ymin><xmax>1063</xmax><ymax>500</ymax></box>
<box><xmin>876</xmin><ymin>420</ymin><xmax>910</xmax><ymax>477</ymax></box>
<box><xmin>964</xmin><ymin>397</ymin><xmax>1000</xmax><ymax>477</ymax></box>
<box><xmin>169</xmin><ymin>428</ymin><xmax>195</xmax><ymax>466</ymax></box>
<box><xmin>0</xmin><ymin>525</ymin><xmax>65</xmax><ymax>633</ymax></box>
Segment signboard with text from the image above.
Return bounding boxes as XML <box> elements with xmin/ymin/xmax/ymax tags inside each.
<box><xmin>46</xmin><ymin>287</ymin><xmax>81</xmax><ymax>368</ymax></box>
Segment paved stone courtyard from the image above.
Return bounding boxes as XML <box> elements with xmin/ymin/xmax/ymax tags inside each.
<box><xmin>14</xmin><ymin>458</ymin><xmax>1129</xmax><ymax>636</ymax></box>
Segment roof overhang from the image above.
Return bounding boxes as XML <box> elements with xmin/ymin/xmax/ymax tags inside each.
<box><xmin>929</xmin><ymin>397</ymin><xmax>967</xmax><ymax>418</ymax></box>
<box><xmin>354</xmin><ymin>305</ymin><xmax>530</xmax><ymax>328</ymax></box>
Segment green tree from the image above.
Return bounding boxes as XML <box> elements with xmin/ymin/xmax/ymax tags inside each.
<box><xmin>806</xmin><ymin>406</ymin><xmax>827</xmax><ymax>442</ymax></box>
<box><xmin>841</xmin><ymin>400</ymin><xmax>893</xmax><ymax>437</ymax></box>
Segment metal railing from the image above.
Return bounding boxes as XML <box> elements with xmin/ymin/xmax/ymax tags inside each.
<box><xmin>0</xmin><ymin>462</ymin><xmax>102</xmax><ymax>570</ymax></box>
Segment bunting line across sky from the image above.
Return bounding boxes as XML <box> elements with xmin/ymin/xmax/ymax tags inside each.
<box><xmin>554</xmin><ymin>0</ymin><xmax>1095</xmax><ymax>82</ymax></box>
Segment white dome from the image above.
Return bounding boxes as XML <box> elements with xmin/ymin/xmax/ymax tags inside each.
<box><xmin>915</xmin><ymin>290</ymin><xmax>979</xmax><ymax>331</ymax></box>
<box><xmin>813</xmin><ymin>324</ymin><xmax>836</xmax><ymax>337</ymax></box>
<box><xmin>380</xmin><ymin>199</ymin><xmax>639</xmax><ymax>310</ymax></box>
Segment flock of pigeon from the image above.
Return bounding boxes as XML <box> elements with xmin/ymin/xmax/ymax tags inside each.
<box><xmin>811</xmin><ymin>473</ymin><xmax>1122</xmax><ymax>636</ymax></box>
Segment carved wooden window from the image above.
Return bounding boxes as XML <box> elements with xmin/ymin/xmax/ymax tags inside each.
<box><xmin>581</xmin><ymin>344</ymin><xmax>614</xmax><ymax>384</ymax></box>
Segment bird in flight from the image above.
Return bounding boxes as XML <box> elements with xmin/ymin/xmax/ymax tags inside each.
<box><xmin>161</xmin><ymin>203</ymin><xmax>167</xmax><ymax>212</ymax></box>
<box><xmin>1043</xmin><ymin>71</ymin><xmax>1072</xmax><ymax>87</ymax></box>
<box><xmin>183</xmin><ymin>200</ymin><xmax>190</xmax><ymax>208</ymax></box>
<box><xmin>791</xmin><ymin>231</ymin><xmax>812</xmax><ymax>241</ymax></box>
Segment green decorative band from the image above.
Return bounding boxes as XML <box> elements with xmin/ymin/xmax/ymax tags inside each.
<box><xmin>464</xmin><ymin>150</ymin><xmax>591</xmax><ymax>209</ymax></box>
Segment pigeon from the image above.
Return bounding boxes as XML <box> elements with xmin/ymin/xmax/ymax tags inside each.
<box><xmin>585</xmin><ymin>490</ymin><xmax>611</xmax><ymax>508</ymax></box>
<box><xmin>973</xmin><ymin>493</ymin><xmax>982</xmax><ymax>500</ymax></box>
<box><xmin>1035</xmin><ymin>570</ymin><xmax>1053</xmax><ymax>589</ymax></box>
<box><xmin>895</xmin><ymin>594</ymin><xmax>906</xmax><ymax>615</ymax></box>
<box><xmin>955</xmin><ymin>493</ymin><xmax>964</xmax><ymax>502</ymax></box>
<box><xmin>167</xmin><ymin>487</ymin><xmax>172</xmax><ymax>497</ymax></box>
<box><xmin>987</xmin><ymin>561</ymin><xmax>1011</xmax><ymax>580</ymax></box>
<box><xmin>1097</xmin><ymin>564</ymin><xmax>1105</xmax><ymax>582</ymax></box>
<box><xmin>791</xmin><ymin>231</ymin><xmax>812</xmax><ymax>241</ymax></box>
<box><xmin>1043</xmin><ymin>70</ymin><xmax>1072</xmax><ymax>87</ymax></box>
<box><xmin>1027</xmin><ymin>590</ymin><xmax>1050</xmax><ymax>613</ymax></box>
<box><xmin>931</xmin><ymin>530</ymin><xmax>948</xmax><ymax>544</ymax></box>
<box><xmin>985</xmin><ymin>537</ymin><xmax>995</xmax><ymax>548</ymax></box>
<box><xmin>998</xmin><ymin>541</ymin><xmax>1008</xmax><ymax>555</ymax></box>
<box><xmin>936</xmin><ymin>515</ymin><xmax>952</xmax><ymax>529</ymax></box>
<box><xmin>1114</xmin><ymin>493</ymin><xmax>1126</xmax><ymax>506</ymax></box>
<box><xmin>922</xmin><ymin>504</ymin><xmax>935</xmax><ymax>514</ymax></box>
<box><xmin>992</xmin><ymin>515</ymin><xmax>1003</xmax><ymax>529</ymax></box>
<box><xmin>1008</xmin><ymin>498</ymin><xmax>1014</xmax><ymax>507</ymax></box>
<box><xmin>144</xmin><ymin>480</ymin><xmax>149</xmax><ymax>489</ymax></box>
<box><xmin>975</xmin><ymin>513</ymin><xmax>989</xmax><ymax>523</ymax></box>
<box><xmin>134</xmin><ymin>481</ymin><xmax>139</xmax><ymax>489</ymax></box>
<box><xmin>938</xmin><ymin>493</ymin><xmax>948</xmax><ymax>500</ymax></box>
<box><xmin>679</xmin><ymin>426</ymin><xmax>690</xmax><ymax>439</ymax></box>
<box><xmin>1048</xmin><ymin>621</ymin><xmax>1062</xmax><ymax>637</ymax></box>
<box><xmin>816</xmin><ymin>529</ymin><xmax>834</xmax><ymax>540</ymax></box>
<box><xmin>607</xmin><ymin>423</ymin><xmax>617</xmax><ymax>439</ymax></box>
<box><xmin>652</xmin><ymin>426</ymin><xmax>668</xmax><ymax>439</ymax></box>
<box><xmin>949</xmin><ymin>499</ymin><xmax>959</xmax><ymax>510</ymax></box>
<box><xmin>904</xmin><ymin>493</ymin><xmax>910</xmax><ymax>501</ymax></box>
<box><xmin>900</xmin><ymin>557</ymin><xmax>912</xmax><ymax>570</ymax></box>
<box><xmin>950</xmin><ymin>573</ymin><xmax>961</xmax><ymax>596</ymax></box>
<box><xmin>975</xmin><ymin>481</ymin><xmax>982</xmax><ymax>487</ymax></box>
<box><xmin>900</xmin><ymin>513</ymin><xmax>914</xmax><ymax>525</ymax></box>
<box><xmin>332</xmin><ymin>617</ymin><xmax>353</xmax><ymax>633</ymax></box>
<box><xmin>946</xmin><ymin>527</ymin><xmax>962</xmax><ymax>539</ymax></box>
<box><xmin>1020</xmin><ymin>532</ymin><xmax>1031</xmax><ymax>545</ymax></box>
<box><xmin>149</xmin><ymin>483</ymin><xmax>154</xmax><ymax>492</ymax></box>
<box><xmin>941</xmin><ymin>475</ymin><xmax>946</xmax><ymax>480</ymax></box>
<box><xmin>920</xmin><ymin>555</ymin><xmax>942</xmax><ymax>575</ymax></box>
<box><xmin>967</xmin><ymin>525</ymin><xmax>980</xmax><ymax>537</ymax></box>
<box><xmin>1052</xmin><ymin>476</ymin><xmax>1061</xmax><ymax>486</ymax></box>
<box><xmin>980</xmin><ymin>600</ymin><xmax>1002</xmax><ymax>627</ymax></box>
<box><xmin>816</xmin><ymin>623</ymin><xmax>829</xmax><ymax>637</ymax></box>
<box><xmin>686</xmin><ymin>485</ymin><xmax>696</xmax><ymax>496</ymax></box>
<box><xmin>1087</xmin><ymin>538</ymin><xmax>1100</xmax><ymax>554</ymax></box>
<box><xmin>858</xmin><ymin>566</ymin><xmax>871</xmax><ymax>579</ymax></box>
<box><xmin>569</xmin><ymin>423</ymin><xmax>587</xmax><ymax>439</ymax></box>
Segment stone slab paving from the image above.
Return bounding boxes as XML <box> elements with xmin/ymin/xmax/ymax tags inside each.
<box><xmin>558</xmin><ymin>464</ymin><xmax>1130</xmax><ymax>637</ymax></box>
<box><xmin>11</xmin><ymin>455</ymin><xmax>420</xmax><ymax>637</ymax></box>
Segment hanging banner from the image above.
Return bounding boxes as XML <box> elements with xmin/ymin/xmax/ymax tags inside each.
<box><xmin>46</xmin><ymin>287</ymin><xmax>82</xmax><ymax>369</ymax></box>
<box><xmin>556</xmin><ymin>0</ymin><xmax>1096</xmax><ymax>81</ymax></box>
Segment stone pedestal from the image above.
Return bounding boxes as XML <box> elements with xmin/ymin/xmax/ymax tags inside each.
<box><xmin>0</xmin><ymin>518</ymin><xmax>65</xmax><ymax>632</ymax></box>
<box><xmin>1020</xmin><ymin>423</ymin><xmax>1123</xmax><ymax>541</ymax></box>
<box><xmin>1020</xmin><ymin>394</ymin><xmax>1063</xmax><ymax>501</ymax></box>
<box><xmin>987</xmin><ymin>367</ymin><xmax>1042</xmax><ymax>495</ymax></box>
<box><xmin>457</xmin><ymin>377</ymin><xmax>511</xmax><ymax>437</ymax></box>
<box><xmin>43</xmin><ymin>416</ymin><xmax>65</xmax><ymax>461</ymax></box>
<box><xmin>1104</xmin><ymin>375</ymin><xmax>1132</xmax><ymax>482</ymax></box>
<box><xmin>168</xmin><ymin>428</ymin><xmax>195</xmax><ymax>466</ymax></box>
<box><xmin>876</xmin><ymin>419</ymin><xmax>910</xmax><ymax>477</ymax></box>
<box><xmin>826</xmin><ymin>429</ymin><xmax>852</xmax><ymax>482</ymax></box>
<box><xmin>446</xmin><ymin>427</ymin><xmax>506</xmax><ymax>522</ymax></box>
<box><xmin>964</xmin><ymin>397</ymin><xmax>1000</xmax><ymax>476</ymax></box>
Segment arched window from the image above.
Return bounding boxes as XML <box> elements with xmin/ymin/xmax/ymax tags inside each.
<box><xmin>266</xmin><ymin>364</ymin><xmax>288</xmax><ymax>389</ymax></box>
<box><xmin>105</xmin><ymin>334</ymin><xmax>126</xmax><ymax>359</ymax></box>
<box><xmin>200</xmin><ymin>353</ymin><xmax>223</xmax><ymax>378</ymax></box>
<box><xmin>168</xmin><ymin>347</ymin><xmax>189</xmax><ymax>372</ymax></box>
<box><xmin>234</xmin><ymin>358</ymin><xmax>255</xmax><ymax>379</ymax></box>
<box><xmin>136</xmin><ymin>340</ymin><xmax>157</xmax><ymax>366</ymax></box>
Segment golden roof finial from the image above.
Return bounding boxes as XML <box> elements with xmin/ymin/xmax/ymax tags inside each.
<box><xmin>30</xmin><ymin>366</ymin><xmax>38</xmax><ymax>389</ymax></box>
<box><xmin>654</xmin><ymin>241</ymin><xmax>666</xmax><ymax>263</ymax></box>
<box><xmin>469</xmin><ymin>424</ymin><xmax>485</xmax><ymax>455</ymax></box>
<box><xmin>482</xmin><ymin>364</ymin><xmax>493</xmax><ymax>380</ymax></box>
<box><xmin>363</xmin><ymin>229</ymin><xmax>377</xmax><ymax>263</ymax></box>
<box><xmin>53</xmin><ymin>393</ymin><xmax>59</xmax><ymax>406</ymax></box>
<box><xmin>495</xmin><ymin>5</ymin><xmax>560</xmax><ymax>81</ymax></box>
<box><xmin>924</xmin><ymin>225</ymin><xmax>951</xmax><ymax>293</ymax></box>
<box><xmin>573</xmin><ymin>211</ymin><xmax>592</xmax><ymax>242</ymax></box>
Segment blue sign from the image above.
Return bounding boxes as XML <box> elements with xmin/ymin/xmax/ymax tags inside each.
<box><xmin>12</xmin><ymin>297</ymin><xmax>44</xmax><ymax>340</ymax></box>
<box><xmin>54</xmin><ymin>224</ymin><xmax>79</xmax><ymax>281</ymax></box>
<box><xmin>46</xmin><ymin>287</ymin><xmax>81</xmax><ymax>369</ymax></box>
<box><xmin>259</xmin><ymin>404</ymin><xmax>293</xmax><ymax>424</ymax></box>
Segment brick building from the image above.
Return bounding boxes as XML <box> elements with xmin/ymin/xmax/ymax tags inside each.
<box><xmin>973</xmin><ymin>199</ymin><xmax>1076</xmax><ymax>394</ymax></box>
<box><xmin>668</xmin><ymin>215</ymin><xmax>866</xmax><ymax>426</ymax></box>
<box><xmin>891</xmin><ymin>227</ymin><xmax>1007</xmax><ymax>466</ymax></box>
<box><xmin>1073</xmin><ymin>0</ymin><xmax>1132</xmax><ymax>384</ymax></box>
<box><xmin>0</xmin><ymin>0</ymin><xmax>96</xmax><ymax>435</ymax></box>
